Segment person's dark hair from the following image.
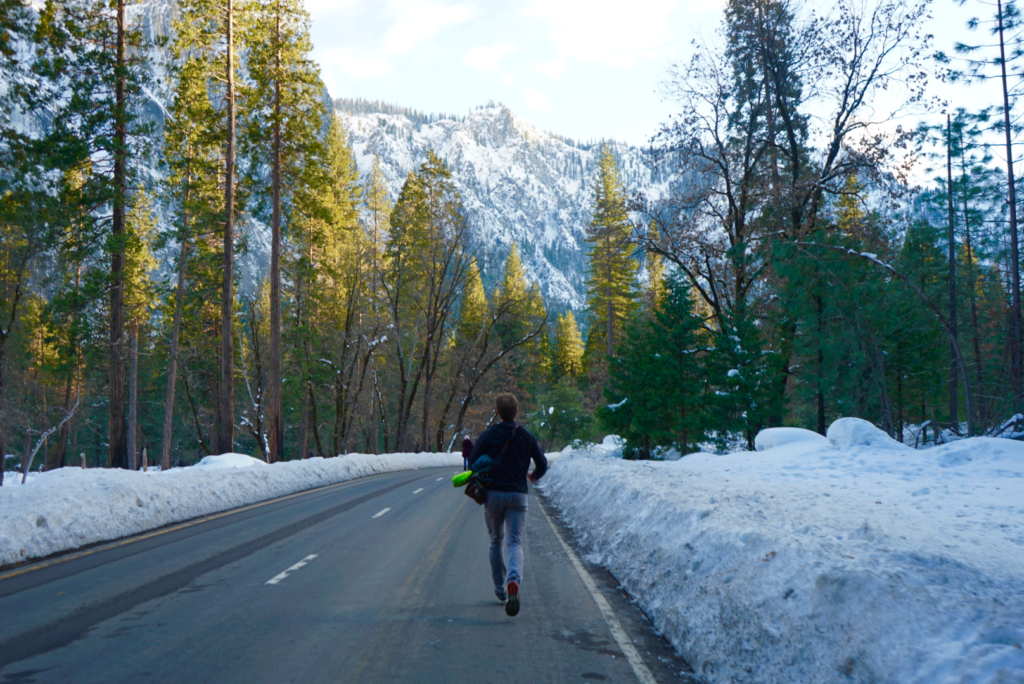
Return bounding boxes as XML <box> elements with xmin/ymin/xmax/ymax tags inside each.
<box><xmin>495</xmin><ymin>393</ymin><xmax>518</xmax><ymax>422</ymax></box>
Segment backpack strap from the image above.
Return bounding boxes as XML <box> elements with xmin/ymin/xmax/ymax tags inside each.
<box><xmin>487</xmin><ymin>425</ymin><xmax>519</xmax><ymax>475</ymax></box>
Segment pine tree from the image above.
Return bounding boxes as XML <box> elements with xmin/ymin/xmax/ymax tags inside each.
<box><xmin>533</xmin><ymin>378</ymin><xmax>591</xmax><ymax>451</ymax></box>
<box><xmin>289</xmin><ymin>117</ymin><xmax>364</xmax><ymax>457</ymax></box>
<box><xmin>457</xmin><ymin>259</ymin><xmax>488</xmax><ymax>344</ymax></box>
<box><xmin>383</xmin><ymin>150</ymin><xmax>473</xmax><ymax>450</ymax></box>
<box><xmin>172</xmin><ymin>0</ymin><xmax>244</xmax><ymax>455</ymax></box>
<box><xmin>34</xmin><ymin>0</ymin><xmax>153</xmax><ymax>468</ymax></box>
<box><xmin>493</xmin><ymin>243</ymin><xmax>532</xmax><ymax>379</ymax></box>
<box><xmin>124</xmin><ymin>188</ymin><xmax>157</xmax><ymax>470</ymax></box>
<box><xmin>553</xmin><ymin>311</ymin><xmax>584</xmax><ymax>381</ymax></box>
<box><xmin>583</xmin><ymin>145</ymin><xmax>638</xmax><ymax>385</ymax></box>
<box><xmin>706</xmin><ymin>302</ymin><xmax>777</xmax><ymax>450</ymax></box>
<box><xmin>158</xmin><ymin>44</ymin><xmax>224</xmax><ymax>469</ymax></box>
<box><xmin>242</xmin><ymin>0</ymin><xmax>327</xmax><ymax>461</ymax></box>
<box><xmin>0</xmin><ymin>0</ymin><xmax>46</xmax><ymax>478</ymax></box>
<box><xmin>363</xmin><ymin>155</ymin><xmax>392</xmax><ymax>452</ymax></box>
<box><xmin>599</xmin><ymin>271</ymin><xmax>707</xmax><ymax>458</ymax></box>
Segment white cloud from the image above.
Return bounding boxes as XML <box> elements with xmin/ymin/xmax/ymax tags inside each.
<box><xmin>384</xmin><ymin>1</ymin><xmax>477</xmax><ymax>55</ymax></box>
<box><xmin>303</xmin><ymin>0</ymin><xmax>359</xmax><ymax>11</ymax></box>
<box><xmin>534</xmin><ymin>60</ymin><xmax>565</xmax><ymax>79</ymax></box>
<box><xmin>320</xmin><ymin>48</ymin><xmax>393</xmax><ymax>80</ymax></box>
<box><xmin>523</xmin><ymin>0</ymin><xmax>679</xmax><ymax>69</ymax></box>
<box><xmin>687</xmin><ymin>0</ymin><xmax>726</xmax><ymax>13</ymax></box>
<box><xmin>523</xmin><ymin>87</ymin><xmax>549</xmax><ymax>113</ymax></box>
<box><xmin>463</xmin><ymin>43</ymin><xmax>517</xmax><ymax>72</ymax></box>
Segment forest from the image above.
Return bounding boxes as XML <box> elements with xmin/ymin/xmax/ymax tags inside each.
<box><xmin>1</xmin><ymin>0</ymin><xmax>1023</xmax><ymax>477</ymax></box>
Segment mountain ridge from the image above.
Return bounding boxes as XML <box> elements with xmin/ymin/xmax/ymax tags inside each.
<box><xmin>333</xmin><ymin>97</ymin><xmax>665</xmax><ymax>311</ymax></box>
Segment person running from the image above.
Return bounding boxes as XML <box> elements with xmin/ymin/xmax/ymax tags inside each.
<box><xmin>467</xmin><ymin>393</ymin><xmax>547</xmax><ymax>617</ymax></box>
<box><xmin>461</xmin><ymin>435</ymin><xmax>473</xmax><ymax>471</ymax></box>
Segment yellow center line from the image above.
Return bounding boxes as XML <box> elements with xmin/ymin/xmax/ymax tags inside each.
<box><xmin>0</xmin><ymin>476</ymin><xmax>376</xmax><ymax>582</ymax></box>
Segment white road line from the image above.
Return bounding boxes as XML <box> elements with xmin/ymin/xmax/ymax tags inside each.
<box><xmin>265</xmin><ymin>554</ymin><xmax>318</xmax><ymax>585</ymax></box>
<box><xmin>436</xmin><ymin>477</ymin><xmax>443</xmax><ymax>481</ymax></box>
<box><xmin>372</xmin><ymin>507</ymin><xmax>391</xmax><ymax>519</ymax></box>
<box><xmin>413</xmin><ymin>488</ymin><xmax>424</xmax><ymax>494</ymax></box>
<box><xmin>538</xmin><ymin>502</ymin><xmax>658</xmax><ymax>684</ymax></box>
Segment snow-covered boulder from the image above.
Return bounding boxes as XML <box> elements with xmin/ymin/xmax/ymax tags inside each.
<box><xmin>826</xmin><ymin>417</ymin><xmax>907</xmax><ymax>450</ymax></box>
<box><xmin>754</xmin><ymin>427</ymin><xmax>829</xmax><ymax>452</ymax></box>
<box><xmin>194</xmin><ymin>453</ymin><xmax>268</xmax><ymax>470</ymax></box>
<box><xmin>600</xmin><ymin>435</ymin><xmax>625</xmax><ymax>451</ymax></box>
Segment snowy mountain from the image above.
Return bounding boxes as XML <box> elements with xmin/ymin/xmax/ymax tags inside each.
<box><xmin>11</xmin><ymin>0</ymin><xmax>668</xmax><ymax>313</ymax></box>
<box><xmin>335</xmin><ymin>99</ymin><xmax>667</xmax><ymax>311</ymax></box>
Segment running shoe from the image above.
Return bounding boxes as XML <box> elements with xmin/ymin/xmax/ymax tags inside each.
<box><xmin>505</xmin><ymin>581</ymin><xmax>519</xmax><ymax>617</ymax></box>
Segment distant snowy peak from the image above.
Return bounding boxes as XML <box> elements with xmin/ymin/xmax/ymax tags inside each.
<box><xmin>334</xmin><ymin>99</ymin><xmax>663</xmax><ymax>311</ymax></box>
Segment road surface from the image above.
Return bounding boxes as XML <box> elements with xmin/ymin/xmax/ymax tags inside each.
<box><xmin>0</xmin><ymin>467</ymin><xmax>695</xmax><ymax>683</ymax></box>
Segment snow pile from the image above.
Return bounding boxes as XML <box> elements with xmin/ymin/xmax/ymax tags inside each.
<box><xmin>193</xmin><ymin>453</ymin><xmax>268</xmax><ymax>470</ymax></box>
<box><xmin>540</xmin><ymin>419</ymin><xmax>1024</xmax><ymax>684</ymax></box>
<box><xmin>0</xmin><ymin>452</ymin><xmax>460</xmax><ymax>567</ymax></box>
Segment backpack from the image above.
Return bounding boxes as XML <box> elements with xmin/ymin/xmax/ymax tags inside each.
<box><xmin>464</xmin><ymin>426</ymin><xmax>518</xmax><ymax>505</ymax></box>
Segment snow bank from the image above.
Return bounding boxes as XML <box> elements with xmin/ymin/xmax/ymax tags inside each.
<box><xmin>540</xmin><ymin>418</ymin><xmax>1024</xmax><ymax>684</ymax></box>
<box><xmin>0</xmin><ymin>452</ymin><xmax>461</xmax><ymax>568</ymax></box>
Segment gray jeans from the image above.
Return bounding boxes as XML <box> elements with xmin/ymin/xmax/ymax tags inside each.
<box><xmin>483</xmin><ymin>490</ymin><xmax>528</xmax><ymax>592</ymax></box>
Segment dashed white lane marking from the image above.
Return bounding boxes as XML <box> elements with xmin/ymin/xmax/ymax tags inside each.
<box><xmin>265</xmin><ymin>555</ymin><xmax>318</xmax><ymax>585</ymax></box>
<box><xmin>537</xmin><ymin>502</ymin><xmax>658</xmax><ymax>684</ymax></box>
<box><xmin>436</xmin><ymin>477</ymin><xmax>443</xmax><ymax>481</ymax></box>
<box><xmin>372</xmin><ymin>507</ymin><xmax>391</xmax><ymax>519</ymax></box>
<box><xmin>413</xmin><ymin>488</ymin><xmax>424</xmax><ymax>494</ymax></box>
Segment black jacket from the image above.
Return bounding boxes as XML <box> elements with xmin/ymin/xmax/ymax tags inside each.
<box><xmin>468</xmin><ymin>421</ymin><xmax>547</xmax><ymax>494</ymax></box>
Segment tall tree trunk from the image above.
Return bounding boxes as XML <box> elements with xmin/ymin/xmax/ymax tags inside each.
<box><xmin>679</xmin><ymin>400</ymin><xmax>688</xmax><ymax>456</ymax></box>
<box><xmin>896</xmin><ymin>357</ymin><xmax>904</xmax><ymax>443</ymax></box>
<box><xmin>51</xmin><ymin>368</ymin><xmax>74</xmax><ymax>470</ymax></box>
<box><xmin>128</xmin><ymin>319</ymin><xmax>139</xmax><ymax>470</ymax></box>
<box><xmin>606</xmin><ymin>235</ymin><xmax>614</xmax><ymax>357</ymax></box>
<box><xmin>947</xmin><ymin>115</ymin><xmax>959</xmax><ymax>432</ymax></box>
<box><xmin>161</xmin><ymin>236</ymin><xmax>189</xmax><ymax>470</ymax></box>
<box><xmin>816</xmin><ymin>295</ymin><xmax>826</xmax><ymax>435</ymax></box>
<box><xmin>998</xmin><ymin>0</ymin><xmax>1023</xmax><ymax>409</ymax></box>
<box><xmin>958</xmin><ymin>123</ymin><xmax>987</xmax><ymax>429</ymax></box>
<box><xmin>299</xmin><ymin>383</ymin><xmax>309</xmax><ymax>459</ymax></box>
<box><xmin>20</xmin><ymin>429</ymin><xmax>31</xmax><ymax>481</ymax></box>
<box><xmin>218</xmin><ymin>0</ymin><xmax>236</xmax><ymax>454</ymax></box>
<box><xmin>308</xmin><ymin>381</ymin><xmax>324</xmax><ymax>457</ymax></box>
<box><xmin>369</xmin><ymin>366</ymin><xmax>379</xmax><ymax>454</ymax></box>
<box><xmin>965</xmin><ymin>226</ymin><xmax>985</xmax><ymax>425</ymax></box>
<box><xmin>267</xmin><ymin>5</ymin><xmax>283</xmax><ymax>463</ymax></box>
<box><xmin>109</xmin><ymin>0</ymin><xmax>128</xmax><ymax>469</ymax></box>
<box><xmin>0</xmin><ymin>344</ymin><xmax>8</xmax><ymax>486</ymax></box>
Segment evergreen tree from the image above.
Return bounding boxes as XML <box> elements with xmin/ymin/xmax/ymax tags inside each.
<box><xmin>124</xmin><ymin>188</ymin><xmax>157</xmax><ymax>470</ymax></box>
<box><xmin>34</xmin><ymin>0</ymin><xmax>154</xmax><ymax>468</ymax></box>
<box><xmin>583</xmin><ymin>145</ymin><xmax>638</xmax><ymax>387</ymax></box>
<box><xmin>383</xmin><ymin>151</ymin><xmax>473</xmax><ymax>450</ymax></box>
<box><xmin>457</xmin><ymin>259</ymin><xmax>488</xmax><ymax>344</ymax></box>
<box><xmin>553</xmin><ymin>311</ymin><xmax>584</xmax><ymax>381</ymax></box>
<box><xmin>157</xmin><ymin>45</ymin><xmax>224</xmax><ymax>469</ymax></box>
<box><xmin>289</xmin><ymin>118</ymin><xmax>364</xmax><ymax>457</ymax></box>
<box><xmin>533</xmin><ymin>378</ymin><xmax>592</xmax><ymax>451</ymax></box>
<box><xmin>599</xmin><ymin>271</ymin><xmax>708</xmax><ymax>458</ymax></box>
<box><xmin>242</xmin><ymin>0</ymin><xmax>327</xmax><ymax>461</ymax></box>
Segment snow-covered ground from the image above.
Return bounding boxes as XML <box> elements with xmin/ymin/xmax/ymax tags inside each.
<box><xmin>0</xmin><ymin>452</ymin><xmax>460</xmax><ymax>568</ymax></box>
<box><xmin>540</xmin><ymin>418</ymin><xmax>1024</xmax><ymax>684</ymax></box>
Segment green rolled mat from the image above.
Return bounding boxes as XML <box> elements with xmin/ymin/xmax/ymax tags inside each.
<box><xmin>452</xmin><ymin>470</ymin><xmax>473</xmax><ymax>487</ymax></box>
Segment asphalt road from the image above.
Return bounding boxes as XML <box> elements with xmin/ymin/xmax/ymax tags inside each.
<box><xmin>0</xmin><ymin>467</ymin><xmax>695</xmax><ymax>684</ymax></box>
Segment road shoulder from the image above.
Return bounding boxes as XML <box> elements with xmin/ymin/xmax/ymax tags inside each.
<box><xmin>534</xmin><ymin>490</ymin><xmax>701</xmax><ymax>684</ymax></box>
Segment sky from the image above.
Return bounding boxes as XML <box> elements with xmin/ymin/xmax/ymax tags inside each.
<box><xmin>306</xmin><ymin>0</ymin><xmax>1004</xmax><ymax>150</ymax></box>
